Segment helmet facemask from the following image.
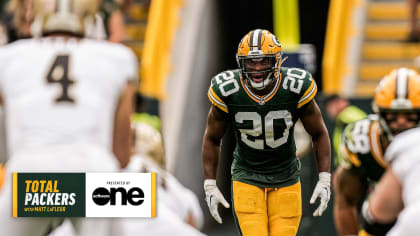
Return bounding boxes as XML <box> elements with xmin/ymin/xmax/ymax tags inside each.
<box><xmin>373</xmin><ymin>67</ymin><xmax>420</xmax><ymax>141</ymax></box>
<box><xmin>237</xmin><ymin>55</ymin><xmax>280</xmax><ymax>90</ymax></box>
<box><xmin>376</xmin><ymin>108</ymin><xmax>420</xmax><ymax>141</ymax></box>
<box><xmin>236</xmin><ymin>29</ymin><xmax>283</xmax><ymax>91</ymax></box>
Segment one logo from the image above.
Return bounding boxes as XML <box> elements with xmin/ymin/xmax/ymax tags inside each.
<box><xmin>92</xmin><ymin>187</ymin><xmax>144</xmax><ymax>206</ymax></box>
<box><xmin>85</xmin><ymin>173</ymin><xmax>155</xmax><ymax>217</ymax></box>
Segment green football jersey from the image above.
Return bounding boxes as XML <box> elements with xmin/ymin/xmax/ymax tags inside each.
<box><xmin>208</xmin><ymin>67</ymin><xmax>317</xmax><ymax>187</ymax></box>
<box><xmin>340</xmin><ymin>115</ymin><xmax>387</xmax><ymax>182</ymax></box>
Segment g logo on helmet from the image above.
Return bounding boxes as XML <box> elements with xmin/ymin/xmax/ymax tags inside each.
<box><xmin>272</xmin><ymin>35</ymin><xmax>281</xmax><ymax>47</ymax></box>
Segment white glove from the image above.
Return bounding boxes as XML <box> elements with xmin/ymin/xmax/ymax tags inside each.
<box><xmin>310</xmin><ymin>172</ymin><xmax>331</xmax><ymax>217</ymax></box>
<box><xmin>204</xmin><ymin>179</ymin><xmax>230</xmax><ymax>224</ymax></box>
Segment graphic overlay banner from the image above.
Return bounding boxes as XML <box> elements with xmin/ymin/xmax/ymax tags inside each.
<box><xmin>13</xmin><ymin>172</ymin><xmax>156</xmax><ymax>218</ymax></box>
<box><xmin>13</xmin><ymin>173</ymin><xmax>85</xmax><ymax>217</ymax></box>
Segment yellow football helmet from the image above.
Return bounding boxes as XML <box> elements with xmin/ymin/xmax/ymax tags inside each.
<box><xmin>236</xmin><ymin>29</ymin><xmax>283</xmax><ymax>90</ymax></box>
<box><xmin>31</xmin><ymin>0</ymin><xmax>99</xmax><ymax>37</ymax></box>
<box><xmin>373</xmin><ymin>67</ymin><xmax>420</xmax><ymax>140</ymax></box>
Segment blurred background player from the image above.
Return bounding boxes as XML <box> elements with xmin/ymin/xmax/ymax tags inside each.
<box><xmin>99</xmin><ymin>0</ymin><xmax>125</xmax><ymax>43</ymax></box>
<box><xmin>360</xmin><ymin>128</ymin><xmax>420</xmax><ymax>236</ymax></box>
<box><xmin>118</xmin><ymin>117</ymin><xmax>206</xmax><ymax>235</ymax></box>
<box><xmin>0</xmin><ymin>0</ymin><xmax>137</xmax><ymax>235</ymax></box>
<box><xmin>0</xmin><ymin>0</ymin><xmax>33</xmax><ymax>44</ymax></box>
<box><xmin>202</xmin><ymin>29</ymin><xmax>331</xmax><ymax>236</ymax></box>
<box><xmin>128</xmin><ymin>116</ymin><xmax>204</xmax><ymax>229</ymax></box>
<box><xmin>333</xmin><ymin>68</ymin><xmax>420</xmax><ymax>236</ymax></box>
<box><xmin>325</xmin><ymin>94</ymin><xmax>367</xmax><ymax>167</ymax></box>
<box><xmin>117</xmin><ymin>204</ymin><xmax>207</xmax><ymax>236</ymax></box>
<box><xmin>49</xmin><ymin>117</ymin><xmax>206</xmax><ymax>236</ymax></box>
<box><xmin>0</xmin><ymin>0</ymin><xmax>115</xmax><ymax>44</ymax></box>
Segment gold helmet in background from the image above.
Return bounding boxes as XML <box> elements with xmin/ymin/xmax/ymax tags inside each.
<box><xmin>132</xmin><ymin>122</ymin><xmax>165</xmax><ymax>170</ymax></box>
<box><xmin>236</xmin><ymin>29</ymin><xmax>283</xmax><ymax>90</ymax></box>
<box><xmin>373</xmin><ymin>67</ymin><xmax>420</xmax><ymax>140</ymax></box>
<box><xmin>31</xmin><ymin>0</ymin><xmax>99</xmax><ymax>37</ymax></box>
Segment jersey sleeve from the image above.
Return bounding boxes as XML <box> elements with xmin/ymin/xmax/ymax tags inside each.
<box><xmin>207</xmin><ymin>73</ymin><xmax>229</xmax><ymax>113</ymax></box>
<box><xmin>385</xmin><ymin>128</ymin><xmax>420</xmax><ymax>163</ymax></box>
<box><xmin>116</xmin><ymin>45</ymin><xmax>139</xmax><ymax>86</ymax></box>
<box><xmin>338</xmin><ymin>122</ymin><xmax>363</xmax><ymax>169</ymax></box>
<box><xmin>385</xmin><ymin>129</ymin><xmax>420</xmax><ymax>181</ymax></box>
<box><xmin>0</xmin><ymin>45</ymin><xmax>11</xmax><ymax>92</ymax></box>
<box><xmin>124</xmin><ymin>48</ymin><xmax>139</xmax><ymax>85</ymax></box>
<box><xmin>391</xmin><ymin>149</ymin><xmax>418</xmax><ymax>182</ymax></box>
<box><xmin>296</xmin><ymin>69</ymin><xmax>317</xmax><ymax>109</ymax></box>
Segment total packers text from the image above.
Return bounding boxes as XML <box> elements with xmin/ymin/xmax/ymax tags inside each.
<box><xmin>24</xmin><ymin>180</ymin><xmax>76</xmax><ymax>206</ymax></box>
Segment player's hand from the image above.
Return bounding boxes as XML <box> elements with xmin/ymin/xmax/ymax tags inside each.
<box><xmin>204</xmin><ymin>179</ymin><xmax>230</xmax><ymax>224</ymax></box>
<box><xmin>310</xmin><ymin>172</ymin><xmax>331</xmax><ymax>217</ymax></box>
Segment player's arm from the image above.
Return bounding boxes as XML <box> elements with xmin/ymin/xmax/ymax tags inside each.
<box><xmin>113</xmin><ymin>82</ymin><xmax>136</xmax><ymax>168</ymax></box>
<box><xmin>202</xmin><ymin>105</ymin><xmax>230</xmax><ymax>223</ymax></box>
<box><xmin>300</xmin><ymin>100</ymin><xmax>331</xmax><ymax>173</ymax></box>
<box><xmin>300</xmin><ymin>100</ymin><xmax>332</xmax><ymax>216</ymax></box>
<box><xmin>360</xmin><ymin>168</ymin><xmax>402</xmax><ymax>235</ymax></box>
<box><xmin>365</xmin><ymin>169</ymin><xmax>403</xmax><ymax>223</ymax></box>
<box><xmin>202</xmin><ymin>106</ymin><xmax>227</xmax><ymax>179</ymax></box>
<box><xmin>333</xmin><ymin>166</ymin><xmax>367</xmax><ymax>235</ymax></box>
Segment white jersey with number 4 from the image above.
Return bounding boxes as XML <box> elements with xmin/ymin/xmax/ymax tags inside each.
<box><xmin>0</xmin><ymin>37</ymin><xmax>138</xmax><ymax>158</ymax></box>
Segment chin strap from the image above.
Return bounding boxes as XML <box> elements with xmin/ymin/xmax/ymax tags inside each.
<box><xmin>378</xmin><ymin>117</ymin><xmax>394</xmax><ymax>142</ymax></box>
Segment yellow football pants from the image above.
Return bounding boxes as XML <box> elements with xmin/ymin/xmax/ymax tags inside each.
<box><xmin>232</xmin><ymin>180</ymin><xmax>302</xmax><ymax>236</ymax></box>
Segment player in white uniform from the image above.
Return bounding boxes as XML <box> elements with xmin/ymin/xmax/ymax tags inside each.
<box><xmin>0</xmin><ymin>0</ymin><xmax>137</xmax><ymax>235</ymax></box>
<box><xmin>50</xmin><ymin>203</ymin><xmax>207</xmax><ymax>236</ymax></box>
<box><xmin>48</xmin><ymin>120</ymin><xmax>206</xmax><ymax>236</ymax></box>
<box><xmin>119</xmin><ymin>121</ymin><xmax>206</xmax><ymax>235</ymax></box>
<box><xmin>131</xmin><ymin>120</ymin><xmax>204</xmax><ymax>228</ymax></box>
<box><xmin>360</xmin><ymin>128</ymin><xmax>420</xmax><ymax>236</ymax></box>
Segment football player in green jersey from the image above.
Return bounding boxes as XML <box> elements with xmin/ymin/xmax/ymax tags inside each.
<box><xmin>201</xmin><ymin>29</ymin><xmax>332</xmax><ymax>236</ymax></box>
<box><xmin>333</xmin><ymin>68</ymin><xmax>420</xmax><ymax>236</ymax></box>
